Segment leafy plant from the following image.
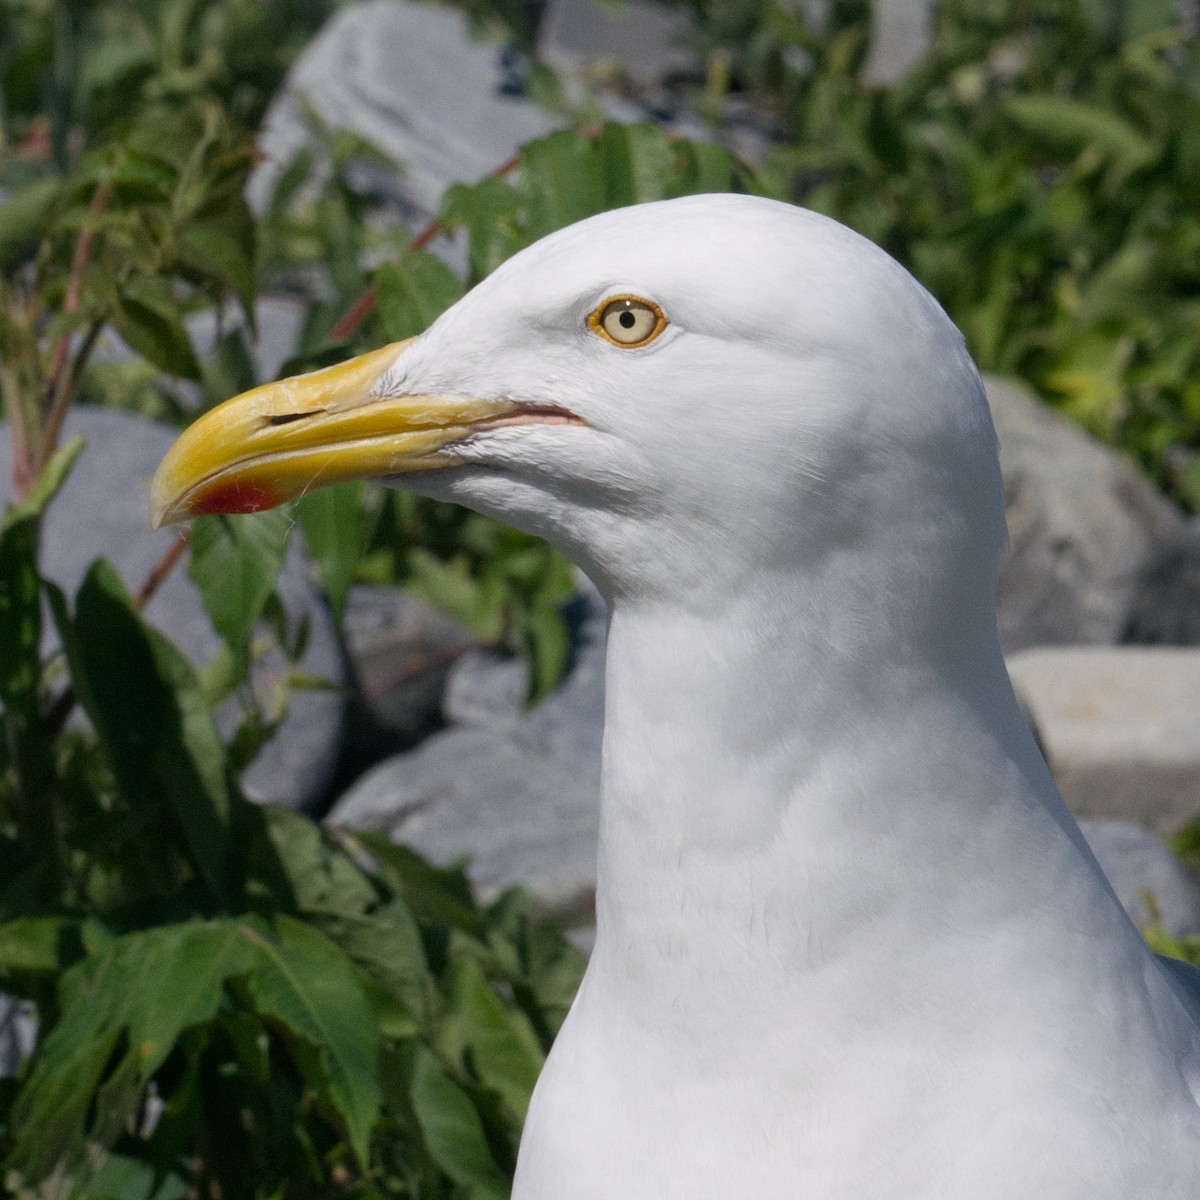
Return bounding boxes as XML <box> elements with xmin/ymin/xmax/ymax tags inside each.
<box><xmin>0</xmin><ymin>0</ymin><xmax>343</xmax><ymax>162</ymax></box>
<box><xmin>0</xmin><ymin>476</ymin><xmax>585</xmax><ymax>1194</ymax></box>
<box><xmin>0</xmin><ymin>59</ymin><xmax>597</xmax><ymax>1196</ymax></box>
<box><xmin>679</xmin><ymin>0</ymin><xmax>1200</xmax><ymax>505</ymax></box>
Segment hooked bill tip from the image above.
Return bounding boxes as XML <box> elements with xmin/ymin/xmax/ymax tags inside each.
<box><xmin>150</xmin><ymin>479</ymin><xmax>281</xmax><ymax>530</ymax></box>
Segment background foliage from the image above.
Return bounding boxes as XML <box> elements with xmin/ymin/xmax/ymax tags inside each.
<box><xmin>0</xmin><ymin>0</ymin><xmax>1198</xmax><ymax>1195</ymax></box>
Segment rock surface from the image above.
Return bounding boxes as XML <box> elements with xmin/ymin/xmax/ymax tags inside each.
<box><xmin>1122</xmin><ymin>520</ymin><xmax>1200</xmax><ymax>646</ymax></box>
<box><xmin>1008</xmin><ymin>647</ymin><xmax>1200</xmax><ymax>834</ymax></box>
<box><xmin>986</xmin><ymin>376</ymin><xmax>1186</xmax><ymax>653</ymax></box>
<box><xmin>1078</xmin><ymin>818</ymin><xmax>1200</xmax><ymax>937</ymax></box>
<box><xmin>329</xmin><ymin>726</ymin><xmax>599</xmax><ymax>918</ymax></box>
<box><xmin>341</xmin><ymin>584</ymin><xmax>477</xmax><ymax>767</ymax></box>
<box><xmin>248</xmin><ymin>0</ymin><xmax>560</xmax><ymax>223</ymax></box>
<box><xmin>445</xmin><ymin>582</ymin><xmax>607</xmax><ymax>786</ymax></box>
<box><xmin>538</xmin><ymin>0</ymin><xmax>697</xmax><ymax>87</ymax></box>
<box><xmin>0</xmin><ymin>407</ymin><xmax>345</xmax><ymax>812</ymax></box>
<box><xmin>329</xmin><ymin>582</ymin><xmax>607</xmax><ymax>914</ymax></box>
<box><xmin>539</xmin><ymin>0</ymin><xmax>937</xmax><ymax>92</ymax></box>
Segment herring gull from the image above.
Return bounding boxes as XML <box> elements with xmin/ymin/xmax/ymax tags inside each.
<box><xmin>151</xmin><ymin>194</ymin><xmax>1200</xmax><ymax>1197</ymax></box>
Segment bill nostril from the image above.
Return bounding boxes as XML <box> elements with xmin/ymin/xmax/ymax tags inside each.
<box><xmin>265</xmin><ymin>411</ymin><xmax>324</xmax><ymax>426</ymax></box>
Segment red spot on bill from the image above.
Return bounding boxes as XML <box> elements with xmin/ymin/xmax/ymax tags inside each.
<box><xmin>191</xmin><ymin>480</ymin><xmax>280</xmax><ymax>516</ymax></box>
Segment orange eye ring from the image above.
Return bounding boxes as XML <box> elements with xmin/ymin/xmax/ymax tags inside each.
<box><xmin>587</xmin><ymin>295</ymin><xmax>668</xmax><ymax>349</ymax></box>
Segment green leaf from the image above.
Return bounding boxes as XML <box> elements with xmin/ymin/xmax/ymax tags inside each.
<box><xmin>187</xmin><ymin>508</ymin><xmax>291</xmax><ymax>658</ymax></box>
<box><xmin>87</xmin><ymin>1152</ymin><xmax>189</xmax><ymax>1200</ymax></box>
<box><xmin>520</xmin><ymin>130</ymin><xmax>604</xmax><ymax>239</ymax></box>
<box><xmin>404</xmin><ymin>547</ymin><xmax>506</xmax><ymax>640</ymax></box>
<box><xmin>443</xmin><ymin>957</ymin><xmax>543</xmax><ymax>1122</ymax></box>
<box><xmin>177</xmin><ymin>221</ymin><xmax>257</xmax><ymax>325</ymax></box>
<box><xmin>7</xmin><ymin>921</ymin><xmax>257</xmax><ymax>1187</ymax></box>
<box><xmin>0</xmin><ymin>514</ymin><xmax>41</xmax><ymax>720</ymax></box>
<box><xmin>51</xmin><ymin>562</ymin><xmax>235</xmax><ymax>905</ymax></box>
<box><xmin>10</xmin><ymin>435</ymin><xmax>86</xmax><ymax>524</ymax></box>
<box><xmin>244</xmin><ymin>915</ymin><xmax>382</xmax><ymax>1166</ymax></box>
<box><xmin>0</xmin><ymin>177</ymin><xmax>60</xmax><ymax>271</ymax></box>
<box><xmin>1001</xmin><ymin>94</ymin><xmax>1158</xmax><ymax>172</ymax></box>
<box><xmin>312</xmin><ymin>900</ymin><xmax>432</xmax><ymax>1028</ymax></box>
<box><xmin>376</xmin><ymin>251</ymin><xmax>465</xmax><ymax>342</ymax></box>
<box><xmin>295</xmin><ymin>482</ymin><xmax>365</xmax><ymax>620</ymax></box>
<box><xmin>676</xmin><ymin>139</ymin><xmax>738</xmax><ymax>196</ymax></box>
<box><xmin>116</xmin><ymin>278</ymin><xmax>202</xmax><ymax>380</ymax></box>
<box><xmin>597</xmin><ymin>122</ymin><xmax>679</xmax><ymax>208</ymax></box>
<box><xmin>0</xmin><ymin>917</ymin><xmax>83</xmax><ymax>977</ymax></box>
<box><xmin>521</xmin><ymin>601</ymin><xmax>571</xmax><ymax>705</ymax></box>
<box><xmin>257</xmin><ymin>805</ymin><xmax>378</xmax><ymax>916</ymax></box>
<box><xmin>356</xmin><ymin>835</ymin><xmax>484</xmax><ymax>937</ymax></box>
<box><xmin>409</xmin><ymin>1044</ymin><xmax>509</xmax><ymax>1197</ymax></box>
<box><xmin>440</xmin><ymin>177</ymin><xmax>524</xmax><ymax>280</ymax></box>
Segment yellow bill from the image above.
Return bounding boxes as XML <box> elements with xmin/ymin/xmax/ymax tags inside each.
<box><xmin>149</xmin><ymin>338</ymin><xmax>511</xmax><ymax>529</ymax></box>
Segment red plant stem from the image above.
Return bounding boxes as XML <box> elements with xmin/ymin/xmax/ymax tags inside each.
<box><xmin>35</xmin><ymin>318</ymin><xmax>102</xmax><ymax>475</ymax></box>
<box><xmin>133</xmin><ymin>531</ymin><xmax>189</xmax><ymax>608</ymax></box>
<box><xmin>32</xmin><ymin>180</ymin><xmax>113</xmax><ymax>485</ymax></box>
<box><xmin>326</xmin><ymin>283</ymin><xmax>378</xmax><ymax>344</ymax></box>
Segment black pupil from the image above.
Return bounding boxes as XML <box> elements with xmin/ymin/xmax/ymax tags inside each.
<box><xmin>618</xmin><ymin>310</ymin><xmax>637</xmax><ymax>329</ymax></box>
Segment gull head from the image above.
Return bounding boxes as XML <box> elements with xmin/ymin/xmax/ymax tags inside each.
<box><xmin>151</xmin><ymin>195</ymin><xmax>1005</xmax><ymax>618</ymax></box>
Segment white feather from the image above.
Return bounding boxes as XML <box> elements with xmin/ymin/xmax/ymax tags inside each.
<box><xmin>383</xmin><ymin>194</ymin><xmax>1200</xmax><ymax>1197</ymax></box>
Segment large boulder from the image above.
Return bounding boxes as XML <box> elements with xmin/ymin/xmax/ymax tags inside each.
<box><xmin>0</xmin><ymin>407</ymin><xmax>346</xmax><ymax>812</ymax></box>
<box><xmin>248</xmin><ymin>0</ymin><xmax>560</xmax><ymax>223</ymax></box>
<box><xmin>986</xmin><ymin>376</ymin><xmax>1186</xmax><ymax>653</ymax></box>
<box><xmin>1007</xmin><ymin>647</ymin><xmax>1200</xmax><ymax>834</ymax></box>
<box><xmin>340</xmin><ymin>583</ymin><xmax>477</xmax><ymax>770</ymax></box>
<box><xmin>539</xmin><ymin>0</ymin><xmax>938</xmax><ymax>93</ymax></box>
<box><xmin>327</xmin><ymin>582</ymin><xmax>606</xmax><ymax>914</ymax></box>
<box><xmin>538</xmin><ymin>0</ymin><xmax>697</xmax><ymax>89</ymax></box>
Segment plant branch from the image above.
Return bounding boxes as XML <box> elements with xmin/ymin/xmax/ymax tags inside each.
<box><xmin>134</xmin><ymin>531</ymin><xmax>190</xmax><ymax>608</ymax></box>
<box><xmin>35</xmin><ymin>317</ymin><xmax>103</xmax><ymax>478</ymax></box>
<box><xmin>32</xmin><ymin>180</ymin><xmax>113</xmax><ymax>485</ymax></box>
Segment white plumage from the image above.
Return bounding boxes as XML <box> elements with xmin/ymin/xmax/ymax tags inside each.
<box><xmin>156</xmin><ymin>194</ymin><xmax>1200</xmax><ymax>1196</ymax></box>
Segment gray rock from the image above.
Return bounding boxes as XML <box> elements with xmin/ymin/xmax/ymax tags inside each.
<box><xmin>327</xmin><ymin>725</ymin><xmax>599</xmax><ymax>918</ymax></box>
<box><xmin>1079</xmin><ymin>818</ymin><xmax>1200</xmax><ymax>937</ymax></box>
<box><xmin>0</xmin><ymin>996</ymin><xmax>37</xmax><ymax>1079</ymax></box>
<box><xmin>1123</xmin><ymin>520</ymin><xmax>1200</xmax><ymax>646</ymax></box>
<box><xmin>248</xmin><ymin>0</ymin><xmax>560</xmax><ymax>223</ymax></box>
<box><xmin>778</xmin><ymin>0</ymin><xmax>933</xmax><ymax>85</ymax></box>
<box><xmin>442</xmin><ymin>647</ymin><xmax>528</xmax><ymax>735</ymax></box>
<box><xmin>860</xmin><ymin>0</ymin><xmax>934</xmax><ymax>85</ymax></box>
<box><xmin>331</xmin><ymin>580</ymin><xmax>609</xmax><ymax>916</ymax></box>
<box><xmin>0</xmin><ymin>407</ymin><xmax>345</xmax><ymax>812</ymax></box>
<box><xmin>341</xmin><ymin>584</ymin><xmax>477</xmax><ymax>761</ymax></box>
<box><xmin>446</xmin><ymin>578</ymin><xmax>607</xmax><ymax>785</ymax></box>
<box><xmin>538</xmin><ymin>0</ymin><xmax>698</xmax><ymax>88</ymax></box>
<box><xmin>986</xmin><ymin>376</ymin><xmax>1186</xmax><ymax>654</ymax></box>
<box><xmin>1007</xmin><ymin>647</ymin><xmax>1200</xmax><ymax>834</ymax></box>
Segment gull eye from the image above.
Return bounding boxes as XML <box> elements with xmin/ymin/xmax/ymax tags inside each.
<box><xmin>588</xmin><ymin>296</ymin><xmax>667</xmax><ymax>348</ymax></box>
